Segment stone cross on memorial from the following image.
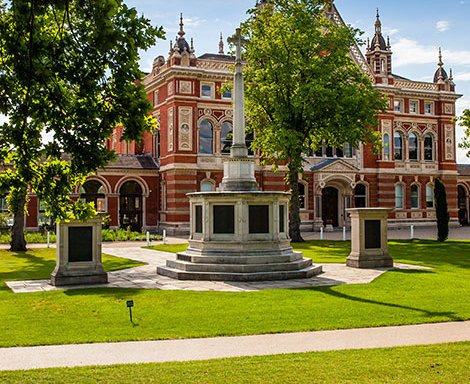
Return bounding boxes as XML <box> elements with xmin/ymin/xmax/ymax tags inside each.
<box><xmin>227</xmin><ymin>28</ymin><xmax>248</xmax><ymax>158</ymax></box>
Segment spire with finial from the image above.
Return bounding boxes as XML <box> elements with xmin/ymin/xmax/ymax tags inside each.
<box><xmin>219</xmin><ymin>33</ymin><xmax>225</xmax><ymax>55</ymax></box>
<box><xmin>370</xmin><ymin>9</ymin><xmax>387</xmax><ymax>51</ymax></box>
<box><xmin>178</xmin><ymin>13</ymin><xmax>185</xmax><ymax>38</ymax></box>
<box><xmin>434</xmin><ymin>47</ymin><xmax>449</xmax><ymax>83</ymax></box>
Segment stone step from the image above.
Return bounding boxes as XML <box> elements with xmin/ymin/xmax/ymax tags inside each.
<box><xmin>176</xmin><ymin>251</ymin><xmax>304</xmax><ymax>265</ymax></box>
<box><xmin>156</xmin><ymin>264</ymin><xmax>323</xmax><ymax>282</ymax></box>
<box><xmin>166</xmin><ymin>258</ymin><xmax>313</xmax><ymax>273</ymax></box>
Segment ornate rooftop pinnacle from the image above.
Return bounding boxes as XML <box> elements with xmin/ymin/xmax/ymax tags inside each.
<box><xmin>219</xmin><ymin>33</ymin><xmax>225</xmax><ymax>54</ymax></box>
<box><xmin>178</xmin><ymin>13</ymin><xmax>185</xmax><ymax>38</ymax></box>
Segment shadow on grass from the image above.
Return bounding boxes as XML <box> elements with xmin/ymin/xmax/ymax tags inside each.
<box><xmin>314</xmin><ymin>285</ymin><xmax>462</xmax><ymax>321</ymax></box>
<box><xmin>0</xmin><ymin>251</ymin><xmax>55</xmax><ymax>283</ymax></box>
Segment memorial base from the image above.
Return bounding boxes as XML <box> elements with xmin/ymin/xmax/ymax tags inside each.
<box><xmin>346</xmin><ymin>252</ymin><xmax>393</xmax><ymax>269</ymax></box>
<box><xmin>50</xmin><ymin>270</ymin><xmax>108</xmax><ymax>286</ymax></box>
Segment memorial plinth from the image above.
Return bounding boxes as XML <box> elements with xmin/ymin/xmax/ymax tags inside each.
<box><xmin>50</xmin><ymin>219</ymin><xmax>108</xmax><ymax>286</ymax></box>
<box><xmin>346</xmin><ymin>208</ymin><xmax>393</xmax><ymax>269</ymax></box>
<box><xmin>157</xmin><ymin>28</ymin><xmax>321</xmax><ymax>281</ymax></box>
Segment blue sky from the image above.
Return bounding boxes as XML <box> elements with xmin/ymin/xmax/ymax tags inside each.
<box><xmin>129</xmin><ymin>0</ymin><xmax>470</xmax><ymax>163</ymax></box>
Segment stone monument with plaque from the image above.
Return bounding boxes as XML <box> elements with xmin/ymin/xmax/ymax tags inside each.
<box><xmin>346</xmin><ymin>208</ymin><xmax>393</xmax><ymax>268</ymax></box>
<box><xmin>157</xmin><ymin>29</ymin><xmax>322</xmax><ymax>281</ymax></box>
<box><xmin>50</xmin><ymin>218</ymin><xmax>108</xmax><ymax>286</ymax></box>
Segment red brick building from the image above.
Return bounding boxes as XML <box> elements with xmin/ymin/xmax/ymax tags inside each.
<box><xmin>15</xmin><ymin>4</ymin><xmax>469</xmax><ymax>233</ymax></box>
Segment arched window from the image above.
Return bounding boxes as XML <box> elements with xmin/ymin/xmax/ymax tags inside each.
<box><xmin>199</xmin><ymin>119</ymin><xmax>213</xmax><ymax>154</ymax></box>
<box><xmin>354</xmin><ymin>184</ymin><xmax>367</xmax><ymax>208</ymax></box>
<box><xmin>298</xmin><ymin>183</ymin><xmax>306</xmax><ymax>209</ymax></box>
<box><xmin>80</xmin><ymin>180</ymin><xmax>106</xmax><ymax>212</ymax></box>
<box><xmin>410</xmin><ymin>184</ymin><xmax>419</xmax><ymax>209</ymax></box>
<box><xmin>409</xmin><ymin>132</ymin><xmax>419</xmax><ymax>161</ymax></box>
<box><xmin>426</xmin><ymin>184</ymin><xmax>434</xmax><ymax>208</ymax></box>
<box><xmin>221</xmin><ymin>121</ymin><xmax>233</xmax><ymax>154</ymax></box>
<box><xmin>394</xmin><ymin>132</ymin><xmax>403</xmax><ymax>160</ymax></box>
<box><xmin>383</xmin><ymin>134</ymin><xmax>390</xmax><ymax>160</ymax></box>
<box><xmin>424</xmin><ymin>134</ymin><xmax>434</xmax><ymax>161</ymax></box>
<box><xmin>200</xmin><ymin>180</ymin><xmax>215</xmax><ymax>192</ymax></box>
<box><xmin>395</xmin><ymin>184</ymin><xmax>404</xmax><ymax>209</ymax></box>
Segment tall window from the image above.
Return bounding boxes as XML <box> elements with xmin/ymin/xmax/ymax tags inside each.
<box><xmin>424</xmin><ymin>134</ymin><xmax>434</xmax><ymax>161</ymax></box>
<box><xmin>354</xmin><ymin>184</ymin><xmax>367</xmax><ymax>208</ymax></box>
<box><xmin>394</xmin><ymin>100</ymin><xmax>402</xmax><ymax>112</ymax></box>
<box><xmin>221</xmin><ymin>121</ymin><xmax>233</xmax><ymax>154</ymax></box>
<box><xmin>424</xmin><ymin>102</ymin><xmax>433</xmax><ymax>115</ymax></box>
<box><xmin>199</xmin><ymin>119</ymin><xmax>213</xmax><ymax>154</ymax></box>
<box><xmin>246</xmin><ymin>131</ymin><xmax>254</xmax><ymax>156</ymax></box>
<box><xmin>409</xmin><ymin>132</ymin><xmax>418</xmax><ymax>161</ymax></box>
<box><xmin>38</xmin><ymin>200</ymin><xmax>54</xmax><ymax>228</ymax></box>
<box><xmin>383</xmin><ymin>134</ymin><xmax>390</xmax><ymax>160</ymax></box>
<box><xmin>395</xmin><ymin>184</ymin><xmax>404</xmax><ymax>209</ymax></box>
<box><xmin>426</xmin><ymin>184</ymin><xmax>434</xmax><ymax>208</ymax></box>
<box><xmin>344</xmin><ymin>143</ymin><xmax>353</xmax><ymax>158</ymax></box>
<box><xmin>394</xmin><ymin>132</ymin><xmax>403</xmax><ymax>160</ymax></box>
<box><xmin>410</xmin><ymin>184</ymin><xmax>419</xmax><ymax>209</ymax></box>
<box><xmin>298</xmin><ymin>183</ymin><xmax>306</xmax><ymax>209</ymax></box>
<box><xmin>409</xmin><ymin>100</ymin><xmax>418</xmax><ymax>114</ymax></box>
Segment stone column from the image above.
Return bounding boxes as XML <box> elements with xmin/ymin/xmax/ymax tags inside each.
<box><xmin>346</xmin><ymin>208</ymin><xmax>393</xmax><ymax>268</ymax></box>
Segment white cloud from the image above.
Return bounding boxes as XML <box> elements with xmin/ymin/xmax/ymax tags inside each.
<box><xmin>436</xmin><ymin>20</ymin><xmax>450</xmax><ymax>32</ymax></box>
<box><xmin>392</xmin><ymin>38</ymin><xmax>470</xmax><ymax>67</ymax></box>
<box><xmin>383</xmin><ymin>27</ymin><xmax>399</xmax><ymax>36</ymax></box>
<box><xmin>454</xmin><ymin>72</ymin><xmax>470</xmax><ymax>82</ymax></box>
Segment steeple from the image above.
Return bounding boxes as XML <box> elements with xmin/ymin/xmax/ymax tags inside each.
<box><xmin>366</xmin><ymin>9</ymin><xmax>393</xmax><ymax>82</ymax></box>
<box><xmin>218</xmin><ymin>33</ymin><xmax>225</xmax><ymax>55</ymax></box>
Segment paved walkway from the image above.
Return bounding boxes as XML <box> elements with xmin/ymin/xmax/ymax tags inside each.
<box><xmin>0</xmin><ymin>321</ymin><xmax>468</xmax><ymax>371</ymax></box>
<box><xmin>6</xmin><ymin>244</ymin><xmax>427</xmax><ymax>293</ymax></box>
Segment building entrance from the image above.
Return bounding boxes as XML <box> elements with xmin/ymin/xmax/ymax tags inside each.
<box><xmin>322</xmin><ymin>187</ymin><xmax>339</xmax><ymax>227</ymax></box>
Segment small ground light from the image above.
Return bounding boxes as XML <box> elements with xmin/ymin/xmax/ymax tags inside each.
<box><xmin>126</xmin><ymin>300</ymin><xmax>134</xmax><ymax>323</ymax></box>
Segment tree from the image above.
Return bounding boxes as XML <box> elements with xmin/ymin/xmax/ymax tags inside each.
<box><xmin>434</xmin><ymin>178</ymin><xmax>449</xmax><ymax>242</ymax></box>
<box><xmin>458</xmin><ymin>109</ymin><xmax>470</xmax><ymax>157</ymax></box>
<box><xmin>0</xmin><ymin>0</ymin><xmax>163</xmax><ymax>251</ymax></box>
<box><xmin>241</xmin><ymin>0</ymin><xmax>385</xmax><ymax>242</ymax></box>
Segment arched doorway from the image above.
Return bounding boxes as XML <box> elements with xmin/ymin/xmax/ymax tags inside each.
<box><xmin>119</xmin><ymin>181</ymin><xmax>143</xmax><ymax>232</ymax></box>
<box><xmin>458</xmin><ymin>185</ymin><xmax>468</xmax><ymax>226</ymax></box>
<box><xmin>322</xmin><ymin>187</ymin><xmax>339</xmax><ymax>227</ymax></box>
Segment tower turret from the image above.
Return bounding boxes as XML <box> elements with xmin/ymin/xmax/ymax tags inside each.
<box><xmin>366</xmin><ymin>10</ymin><xmax>393</xmax><ymax>84</ymax></box>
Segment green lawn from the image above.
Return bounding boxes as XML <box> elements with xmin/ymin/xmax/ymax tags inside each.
<box><xmin>0</xmin><ymin>240</ymin><xmax>469</xmax><ymax>347</ymax></box>
<box><xmin>1</xmin><ymin>342</ymin><xmax>468</xmax><ymax>383</ymax></box>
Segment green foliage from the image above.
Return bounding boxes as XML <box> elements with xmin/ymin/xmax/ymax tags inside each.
<box><xmin>0</xmin><ymin>0</ymin><xmax>164</xmax><ymax>248</ymax></box>
<box><xmin>434</xmin><ymin>179</ymin><xmax>449</xmax><ymax>242</ymax></box>
<box><xmin>240</xmin><ymin>0</ymin><xmax>386</xmax><ymax>239</ymax></box>
<box><xmin>101</xmin><ymin>227</ymin><xmax>160</xmax><ymax>242</ymax></box>
<box><xmin>458</xmin><ymin>108</ymin><xmax>470</xmax><ymax>157</ymax></box>
<box><xmin>1</xmin><ymin>343</ymin><xmax>468</xmax><ymax>384</ymax></box>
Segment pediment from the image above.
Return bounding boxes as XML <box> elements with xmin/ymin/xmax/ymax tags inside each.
<box><xmin>311</xmin><ymin>158</ymin><xmax>359</xmax><ymax>173</ymax></box>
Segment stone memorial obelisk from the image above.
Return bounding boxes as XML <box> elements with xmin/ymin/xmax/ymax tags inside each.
<box><xmin>157</xmin><ymin>29</ymin><xmax>322</xmax><ymax>281</ymax></box>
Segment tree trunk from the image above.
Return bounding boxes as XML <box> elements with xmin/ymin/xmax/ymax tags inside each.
<box><xmin>10</xmin><ymin>194</ymin><xmax>27</xmax><ymax>252</ymax></box>
<box><xmin>288</xmin><ymin>165</ymin><xmax>304</xmax><ymax>243</ymax></box>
